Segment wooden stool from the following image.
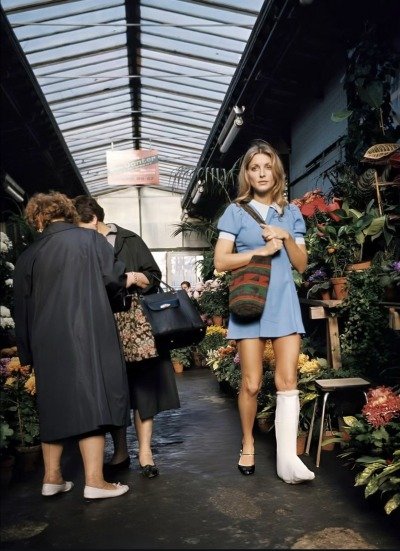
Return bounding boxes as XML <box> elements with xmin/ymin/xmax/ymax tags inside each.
<box><xmin>305</xmin><ymin>377</ymin><xmax>370</xmax><ymax>467</ymax></box>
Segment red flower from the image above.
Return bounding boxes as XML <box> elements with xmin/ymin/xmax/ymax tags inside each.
<box><xmin>362</xmin><ymin>386</ymin><xmax>400</xmax><ymax>428</ymax></box>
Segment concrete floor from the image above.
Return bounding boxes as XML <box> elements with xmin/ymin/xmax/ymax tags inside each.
<box><xmin>1</xmin><ymin>368</ymin><xmax>399</xmax><ymax>550</ymax></box>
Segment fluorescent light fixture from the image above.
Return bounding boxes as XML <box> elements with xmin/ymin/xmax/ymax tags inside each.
<box><xmin>191</xmin><ymin>180</ymin><xmax>204</xmax><ymax>205</ymax></box>
<box><xmin>218</xmin><ymin>106</ymin><xmax>245</xmax><ymax>154</ymax></box>
<box><xmin>3</xmin><ymin>173</ymin><xmax>25</xmax><ymax>202</ymax></box>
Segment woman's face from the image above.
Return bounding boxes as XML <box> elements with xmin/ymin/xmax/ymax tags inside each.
<box><xmin>246</xmin><ymin>153</ymin><xmax>275</xmax><ymax>199</ymax></box>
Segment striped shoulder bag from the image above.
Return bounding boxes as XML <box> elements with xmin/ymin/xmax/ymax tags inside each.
<box><xmin>228</xmin><ymin>203</ymin><xmax>272</xmax><ymax>322</ymax></box>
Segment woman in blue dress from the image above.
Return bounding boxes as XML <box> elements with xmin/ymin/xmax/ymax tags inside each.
<box><xmin>214</xmin><ymin>141</ymin><xmax>315</xmax><ymax>484</ymax></box>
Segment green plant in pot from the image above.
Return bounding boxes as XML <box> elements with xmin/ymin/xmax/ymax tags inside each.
<box><xmin>170</xmin><ymin>347</ymin><xmax>192</xmax><ymax>369</ymax></box>
<box><xmin>335</xmin><ymin>385</ymin><xmax>400</xmax><ymax>515</ymax></box>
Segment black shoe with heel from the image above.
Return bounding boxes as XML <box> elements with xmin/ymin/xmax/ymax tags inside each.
<box><xmin>238</xmin><ymin>449</ymin><xmax>255</xmax><ymax>476</ymax></box>
<box><xmin>140</xmin><ymin>464</ymin><xmax>159</xmax><ymax>479</ymax></box>
<box><xmin>103</xmin><ymin>456</ymin><xmax>130</xmax><ymax>475</ymax></box>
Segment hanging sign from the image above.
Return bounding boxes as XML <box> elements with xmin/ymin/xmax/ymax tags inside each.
<box><xmin>106</xmin><ymin>149</ymin><xmax>159</xmax><ymax>186</ymax></box>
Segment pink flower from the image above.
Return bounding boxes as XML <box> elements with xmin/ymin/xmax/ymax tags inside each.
<box><xmin>362</xmin><ymin>386</ymin><xmax>400</xmax><ymax>428</ymax></box>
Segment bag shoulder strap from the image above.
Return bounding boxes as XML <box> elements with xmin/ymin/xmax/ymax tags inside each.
<box><xmin>236</xmin><ymin>202</ymin><xmax>268</xmax><ymax>226</ymax></box>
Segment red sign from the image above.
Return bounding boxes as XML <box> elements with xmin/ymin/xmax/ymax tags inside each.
<box><xmin>106</xmin><ymin>149</ymin><xmax>159</xmax><ymax>186</ymax></box>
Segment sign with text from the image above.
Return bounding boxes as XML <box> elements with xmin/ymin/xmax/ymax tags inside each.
<box><xmin>106</xmin><ymin>149</ymin><xmax>159</xmax><ymax>186</ymax></box>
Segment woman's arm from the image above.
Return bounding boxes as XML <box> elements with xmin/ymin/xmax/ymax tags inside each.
<box><xmin>214</xmin><ymin>237</ymin><xmax>283</xmax><ymax>273</ymax></box>
<box><xmin>260</xmin><ymin>224</ymin><xmax>308</xmax><ymax>273</ymax></box>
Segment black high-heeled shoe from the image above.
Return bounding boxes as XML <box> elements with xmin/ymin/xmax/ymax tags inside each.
<box><xmin>238</xmin><ymin>449</ymin><xmax>255</xmax><ymax>476</ymax></box>
<box><xmin>103</xmin><ymin>456</ymin><xmax>130</xmax><ymax>474</ymax></box>
<box><xmin>140</xmin><ymin>464</ymin><xmax>159</xmax><ymax>479</ymax></box>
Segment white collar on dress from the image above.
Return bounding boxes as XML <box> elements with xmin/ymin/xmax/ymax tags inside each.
<box><xmin>250</xmin><ymin>199</ymin><xmax>283</xmax><ymax>215</ymax></box>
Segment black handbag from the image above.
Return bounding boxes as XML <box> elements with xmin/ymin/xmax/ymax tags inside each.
<box><xmin>139</xmin><ymin>279</ymin><xmax>206</xmax><ymax>351</ymax></box>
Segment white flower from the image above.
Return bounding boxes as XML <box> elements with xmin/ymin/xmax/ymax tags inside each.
<box><xmin>5</xmin><ymin>279</ymin><xmax>13</xmax><ymax>287</ymax></box>
<box><xmin>0</xmin><ymin>316</ymin><xmax>15</xmax><ymax>329</ymax></box>
<box><xmin>5</xmin><ymin>262</ymin><xmax>14</xmax><ymax>270</ymax></box>
<box><xmin>0</xmin><ymin>232</ymin><xmax>12</xmax><ymax>253</ymax></box>
<box><xmin>0</xmin><ymin>305</ymin><xmax>11</xmax><ymax>317</ymax></box>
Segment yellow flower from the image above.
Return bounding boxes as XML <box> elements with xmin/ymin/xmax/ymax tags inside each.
<box><xmin>24</xmin><ymin>373</ymin><xmax>36</xmax><ymax>395</ymax></box>
<box><xmin>206</xmin><ymin>325</ymin><xmax>227</xmax><ymax>336</ymax></box>
<box><xmin>4</xmin><ymin>376</ymin><xmax>16</xmax><ymax>387</ymax></box>
<box><xmin>263</xmin><ymin>340</ymin><xmax>275</xmax><ymax>366</ymax></box>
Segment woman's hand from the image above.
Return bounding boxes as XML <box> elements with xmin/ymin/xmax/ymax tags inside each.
<box><xmin>125</xmin><ymin>271</ymin><xmax>149</xmax><ymax>289</ymax></box>
<box><xmin>260</xmin><ymin>224</ymin><xmax>289</xmax><ymax>242</ymax></box>
<box><xmin>264</xmin><ymin>237</ymin><xmax>284</xmax><ymax>256</ymax></box>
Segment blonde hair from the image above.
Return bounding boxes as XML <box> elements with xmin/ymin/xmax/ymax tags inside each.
<box><xmin>25</xmin><ymin>191</ymin><xmax>78</xmax><ymax>230</ymax></box>
<box><xmin>235</xmin><ymin>141</ymin><xmax>287</xmax><ymax>209</ymax></box>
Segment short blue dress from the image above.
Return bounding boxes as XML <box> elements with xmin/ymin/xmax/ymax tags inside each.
<box><xmin>217</xmin><ymin>200</ymin><xmax>306</xmax><ymax>339</ymax></box>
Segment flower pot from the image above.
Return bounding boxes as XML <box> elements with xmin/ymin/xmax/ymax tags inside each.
<box><xmin>321</xmin><ymin>430</ymin><xmax>336</xmax><ymax>451</ymax></box>
<box><xmin>319</xmin><ymin>289</ymin><xmax>331</xmax><ymax>301</ymax></box>
<box><xmin>330</xmin><ymin>276</ymin><xmax>348</xmax><ymax>300</ymax></box>
<box><xmin>212</xmin><ymin>315</ymin><xmax>223</xmax><ymax>326</ymax></box>
<box><xmin>172</xmin><ymin>360</ymin><xmax>184</xmax><ymax>374</ymax></box>
<box><xmin>296</xmin><ymin>433</ymin><xmax>307</xmax><ymax>455</ymax></box>
<box><xmin>15</xmin><ymin>444</ymin><xmax>42</xmax><ymax>473</ymax></box>
<box><xmin>0</xmin><ymin>455</ymin><xmax>15</xmax><ymax>487</ymax></box>
<box><xmin>345</xmin><ymin>260</ymin><xmax>372</xmax><ymax>272</ymax></box>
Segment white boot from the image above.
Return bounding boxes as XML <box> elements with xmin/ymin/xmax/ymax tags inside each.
<box><xmin>275</xmin><ymin>390</ymin><xmax>315</xmax><ymax>484</ymax></box>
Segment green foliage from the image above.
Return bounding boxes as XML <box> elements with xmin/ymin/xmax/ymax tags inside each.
<box><xmin>333</xmin><ymin>25</ymin><xmax>400</xmax><ymax>168</ymax></box>
<box><xmin>338</xmin><ymin>268</ymin><xmax>390</xmax><ymax>376</ymax></box>
<box><xmin>338</xmin><ymin>413</ymin><xmax>400</xmax><ymax>515</ymax></box>
<box><xmin>170</xmin><ymin>347</ymin><xmax>193</xmax><ymax>368</ymax></box>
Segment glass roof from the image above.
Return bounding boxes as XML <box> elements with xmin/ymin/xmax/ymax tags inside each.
<box><xmin>2</xmin><ymin>0</ymin><xmax>264</xmax><ymax>197</ymax></box>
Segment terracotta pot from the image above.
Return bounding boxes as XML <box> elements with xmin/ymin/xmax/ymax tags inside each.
<box><xmin>296</xmin><ymin>433</ymin><xmax>307</xmax><ymax>455</ymax></box>
<box><xmin>15</xmin><ymin>444</ymin><xmax>42</xmax><ymax>472</ymax></box>
<box><xmin>321</xmin><ymin>430</ymin><xmax>336</xmax><ymax>451</ymax></box>
<box><xmin>172</xmin><ymin>360</ymin><xmax>184</xmax><ymax>374</ymax></box>
<box><xmin>346</xmin><ymin>260</ymin><xmax>372</xmax><ymax>272</ymax></box>
<box><xmin>320</xmin><ymin>289</ymin><xmax>331</xmax><ymax>301</ymax></box>
<box><xmin>212</xmin><ymin>315</ymin><xmax>223</xmax><ymax>326</ymax></box>
<box><xmin>330</xmin><ymin>276</ymin><xmax>348</xmax><ymax>300</ymax></box>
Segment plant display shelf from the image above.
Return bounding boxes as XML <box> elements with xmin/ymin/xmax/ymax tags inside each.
<box><xmin>300</xmin><ymin>298</ymin><xmax>342</xmax><ymax>370</ymax></box>
<box><xmin>304</xmin><ymin>377</ymin><xmax>370</xmax><ymax>468</ymax></box>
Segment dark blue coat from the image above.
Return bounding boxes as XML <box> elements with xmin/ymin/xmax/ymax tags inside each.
<box><xmin>13</xmin><ymin>222</ymin><xmax>131</xmax><ymax>441</ymax></box>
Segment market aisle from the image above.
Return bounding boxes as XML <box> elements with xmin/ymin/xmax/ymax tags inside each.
<box><xmin>1</xmin><ymin>368</ymin><xmax>399</xmax><ymax>550</ymax></box>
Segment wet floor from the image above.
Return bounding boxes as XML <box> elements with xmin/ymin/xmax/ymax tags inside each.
<box><xmin>1</xmin><ymin>369</ymin><xmax>399</xmax><ymax>550</ymax></box>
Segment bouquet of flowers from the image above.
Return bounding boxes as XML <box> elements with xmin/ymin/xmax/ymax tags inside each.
<box><xmin>339</xmin><ymin>386</ymin><xmax>400</xmax><ymax>515</ymax></box>
<box><xmin>0</xmin><ymin>354</ymin><xmax>40</xmax><ymax>449</ymax></box>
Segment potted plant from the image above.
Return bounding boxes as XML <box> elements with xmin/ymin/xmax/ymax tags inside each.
<box><xmin>336</xmin><ymin>386</ymin><xmax>400</xmax><ymax>515</ymax></box>
<box><xmin>304</xmin><ymin>267</ymin><xmax>332</xmax><ymax>300</ymax></box>
<box><xmin>170</xmin><ymin>347</ymin><xmax>192</xmax><ymax>373</ymax></box>
<box><xmin>379</xmin><ymin>260</ymin><xmax>400</xmax><ymax>302</ymax></box>
<box><xmin>0</xmin><ymin>356</ymin><xmax>40</xmax><ymax>455</ymax></box>
<box><xmin>195</xmin><ymin>274</ymin><xmax>230</xmax><ymax>324</ymax></box>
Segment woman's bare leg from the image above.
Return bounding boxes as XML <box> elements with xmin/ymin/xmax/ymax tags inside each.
<box><xmin>42</xmin><ymin>441</ymin><xmax>64</xmax><ymax>484</ymax></box>
<box><xmin>134</xmin><ymin>410</ymin><xmax>155</xmax><ymax>466</ymax></box>
<box><xmin>237</xmin><ymin>338</ymin><xmax>265</xmax><ymax>467</ymax></box>
<box><xmin>79</xmin><ymin>434</ymin><xmax>119</xmax><ymax>489</ymax></box>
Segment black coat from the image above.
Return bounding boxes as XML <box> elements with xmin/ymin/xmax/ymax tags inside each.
<box><xmin>113</xmin><ymin>225</ymin><xmax>161</xmax><ymax>293</ymax></box>
<box><xmin>13</xmin><ymin>222</ymin><xmax>131</xmax><ymax>441</ymax></box>
<box><xmin>110</xmin><ymin>225</ymin><xmax>180</xmax><ymax>418</ymax></box>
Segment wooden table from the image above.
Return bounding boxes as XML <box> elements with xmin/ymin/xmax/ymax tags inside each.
<box><xmin>299</xmin><ymin>298</ymin><xmax>342</xmax><ymax>370</ymax></box>
<box><xmin>300</xmin><ymin>298</ymin><xmax>400</xmax><ymax>370</ymax></box>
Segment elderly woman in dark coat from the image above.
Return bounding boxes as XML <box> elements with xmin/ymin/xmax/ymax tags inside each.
<box><xmin>73</xmin><ymin>196</ymin><xmax>180</xmax><ymax>479</ymax></box>
<box><xmin>13</xmin><ymin>192</ymin><xmax>137</xmax><ymax>500</ymax></box>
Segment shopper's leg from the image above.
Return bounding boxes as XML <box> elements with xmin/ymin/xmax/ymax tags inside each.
<box><xmin>237</xmin><ymin>338</ymin><xmax>264</xmax><ymax>468</ymax></box>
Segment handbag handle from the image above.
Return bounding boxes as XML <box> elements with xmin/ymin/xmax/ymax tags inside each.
<box><xmin>236</xmin><ymin>202</ymin><xmax>268</xmax><ymax>226</ymax></box>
